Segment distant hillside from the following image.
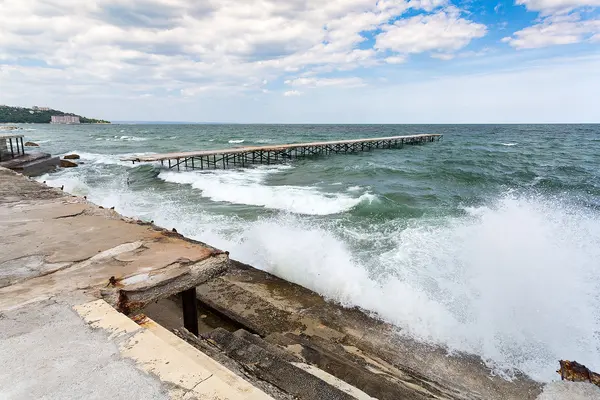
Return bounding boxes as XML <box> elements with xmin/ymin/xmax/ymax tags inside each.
<box><xmin>0</xmin><ymin>105</ymin><xmax>110</xmax><ymax>124</ymax></box>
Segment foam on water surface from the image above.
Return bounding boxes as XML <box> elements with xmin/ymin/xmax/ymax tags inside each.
<box><xmin>43</xmin><ymin>160</ymin><xmax>600</xmax><ymax>383</ymax></box>
<box><xmin>33</xmin><ymin>124</ymin><xmax>600</xmax><ymax>391</ymax></box>
<box><xmin>158</xmin><ymin>166</ymin><xmax>376</xmax><ymax>215</ymax></box>
<box><xmin>58</xmin><ymin>150</ymin><xmax>155</xmax><ymax>168</ymax></box>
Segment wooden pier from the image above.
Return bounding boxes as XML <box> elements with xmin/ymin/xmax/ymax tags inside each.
<box><xmin>122</xmin><ymin>134</ymin><xmax>442</xmax><ymax>170</ymax></box>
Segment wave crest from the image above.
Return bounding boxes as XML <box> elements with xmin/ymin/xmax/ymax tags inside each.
<box><xmin>159</xmin><ymin>167</ymin><xmax>375</xmax><ymax>215</ymax></box>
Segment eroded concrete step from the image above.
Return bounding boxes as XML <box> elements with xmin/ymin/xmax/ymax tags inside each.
<box><xmin>194</xmin><ymin>264</ymin><xmax>542</xmax><ymax>400</ymax></box>
<box><xmin>137</xmin><ymin>314</ymin><xmax>273</xmax><ymax>400</ymax></box>
<box><xmin>74</xmin><ymin>299</ymin><xmax>274</xmax><ymax>400</ymax></box>
<box><xmin>17</xmin><ymin>155</ymin><xmax>60</xmax><ymax>176</ymax></box>
<box><xmin>204</xmin><ymin>327</ymin><xmax>374</xmax><ymax>400</ymax></box>
<box><xmin>266</xmin><ymin>332</ymin><xmax>449</xmax><ymax>400</ymax></box>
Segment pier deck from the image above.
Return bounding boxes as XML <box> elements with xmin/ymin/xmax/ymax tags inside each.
<box><xmin>122</xmin><ymin>134</ymin><xmax>442</xmax><ymax>170</ymax></box>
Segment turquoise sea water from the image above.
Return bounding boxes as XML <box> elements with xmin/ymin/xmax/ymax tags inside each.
<box><xmin>20</xmin><ymin>123</ymin><xmax>600</xmax><ymax>382</ymax></box>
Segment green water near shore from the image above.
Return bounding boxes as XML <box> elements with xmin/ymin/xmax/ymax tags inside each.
<box><xmin>19</xmin><ymin>123</ymin><xmax>600</xmax><ymax>382</ymax></box>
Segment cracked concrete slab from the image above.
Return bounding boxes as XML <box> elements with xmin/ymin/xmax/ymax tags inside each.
<box><xmin>0</xmin><ymin>167</ymin><xmax>253</xmax><ymax>399</ymax></box>
<box><xmin>0</xmin><ymin>167</ymin><xmax>229</xmax><ymax>311</ymax></box>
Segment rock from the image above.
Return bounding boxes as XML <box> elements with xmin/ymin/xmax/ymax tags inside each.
<box><xmin>24</xmin><ymin>142</ymin><xmax>39</xmax><ymax>147</ymax></box>
<box><xmin>63</xmin><ymin>154</ymin><xmax>80</xmax><ymax>160</ymax></box>
<box><xmin>60</xmin><ymin>159</ymin><xmax>78</xmax><ymax>168</ymax></box>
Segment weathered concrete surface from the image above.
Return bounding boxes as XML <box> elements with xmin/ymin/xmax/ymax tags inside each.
<box><xmin>139</xmin><ymin>315</ymin><xmax>276</xmax><ymax>399</ymax></box>
<box><xmin>205</xmin><ymin>327</ymin><xmax>357</xmax><ymax>400</ymax></box>
<box><xmin>0</xmin><ymin>299</ymin><xmax>169</xmax><ymax>400</ymax></box>
<box><xmin>194</xmin><ymin>261</ymin><xmax>544</xmax><ymax>400</ymax></box>
<box><xmin>2</xmin><ymin>166</ymin><xmax>586</xmax><ymax>400</ymax></box>
<box><xmin>0</xmin><ymin>167</ymin><xmax>228</xmax><ymax>311</ymax></box>
<box><xmin>74</xmin><ymin>299</ymin><xmax>274</xmax><ymax>400</ymax></box>
<box><xmin>0</xmin><ymin>167</ymin><xmax>269</xmax><ymax>399</ymax></box>
<box><xmin>0</xmin><ymin>152</ymin><xmax>59</xmax><ymax>176</ymax></box>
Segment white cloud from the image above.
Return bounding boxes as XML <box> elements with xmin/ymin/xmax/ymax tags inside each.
<box><xmin>284</xmin><ymin>77</ymin><xmax>365</xmax><ymax>88</ymax></box>
<box><xmin>283</xmin><ymin>90</ymin><xmax>302</xmax><ymax>96</ymax></box>
<box><xmin>516</xmin><ymin>0</ymin><xmax>600</xmax><ymax>13</ymax></box>
<box><xmin>431</xmin><ymin>53</ymin><xmax>455</xmax><ymax>60</ymax></box>
<box><xmin>385</xmin><ymin>56</ymin><xmax>407</xmax><ymax>64</ymax></box>
<box><xmin>503</xmin><ymin>15</ymin><xmax>600</xmax><ymax>49</ymax></box>
<box><xmin>504</xmin><ymin>0</ymin><xmax>600</xmax><ymax>50</ymax></box>
<box><xmin>0</xmin><ymin>0</ymin><xmax>486</xmax><ymax>105</ymax></box>
<box><xmin>375</xmin><ymin>8</ymin><xmax>487</xmax><ymax>54</ymax></box>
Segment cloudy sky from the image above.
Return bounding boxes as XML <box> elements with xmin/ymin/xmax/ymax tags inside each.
<box><xmin>1</xmin><ymin>0</ymin><xmax>599</xmax><ymax>123</ymax></box>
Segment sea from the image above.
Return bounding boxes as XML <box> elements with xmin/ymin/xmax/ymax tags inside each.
<box><xmin>20</xmin><ymin>123</ymin><xmax>600</xmax><ymax>384</ymax></box>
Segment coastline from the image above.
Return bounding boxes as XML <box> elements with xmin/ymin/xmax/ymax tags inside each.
<box><xmin>1</xmin><ymin>165</ymin><xmax>589</xmax><ymax>399</ymax></box>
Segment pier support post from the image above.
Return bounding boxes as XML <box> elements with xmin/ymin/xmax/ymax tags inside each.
<box><xmin>181</xmin><ymin>287</ymin><xmax>199</xmax><ymax>336</ymax></box>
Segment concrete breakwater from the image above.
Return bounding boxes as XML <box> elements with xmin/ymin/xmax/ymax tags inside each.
<box><xmin>0</xmin><ymin>166</ymin><xmax>554</xmax><ymax>399</ymax></box>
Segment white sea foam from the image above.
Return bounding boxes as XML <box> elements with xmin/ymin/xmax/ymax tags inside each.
<box><xmin>501</xmin><ymin>143</ymin><xmax>518</xmax><ymax>146</ymax></box>
<box><xmin>157</xmin><ymin>192</ymin><xmax>600</xmax><ymax>383</ymax></box>
<box><xmin>536</xmin><ymin>381</ymin><xmax>600</xmax><ymax>400</ymax></box>
<box><xmin>39</xmin><ymin>165</ymin><xmax>600</xmax><ymax>386</ymax></box>
<box><xmin>228</xmin><ymin>139</ymin><xmax>245</xmax><ymax>144</ymax></box>
<box><xmin>374</xmin><ymin>195</ymin><xmax>600</xmax><ymax>381</ymax></box>
<box><xmin>119</xmin><ymin>135</ymin><xmax>148</xmax><ymax>141</ymax></box>
<box><xmin>158</xmin><ymin>167</ymin><xmax>375</xmax><ymax>215</ymax></box>
<box><xmin>100</xmin><ymin>135</ymin><xmax>148</xmax><ymax>142</ymax></box>
<box><xmin>58</xmin><ymin>150</ymin><xmax>154</xmax><ymax>168</ymax></box>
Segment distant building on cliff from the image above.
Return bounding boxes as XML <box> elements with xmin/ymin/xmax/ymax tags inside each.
<box><xmin>51</xmin><ymin>115</ymin><xmax>80</xmax><ymax>124</ymax></box>
<box><xmin>32</xmin><ymin>106</ymin><xmax>50</xmax><ymax>111</ymax></box>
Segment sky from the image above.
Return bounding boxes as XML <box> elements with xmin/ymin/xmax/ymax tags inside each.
<box><xmin>0</xmin><ymin>0</ymin><xmax>599</xmax><ymax>123</ymax></box>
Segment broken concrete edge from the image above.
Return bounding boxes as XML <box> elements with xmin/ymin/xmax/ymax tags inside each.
<box><xmin>73</xmin><ymin>299</ymin><xmax>275</xmax><ymax>400</ymax></box>
<box><xmin>175</xmin><ymin>328</ymin><xmax>302</xmax><ymax>400</ymax></box>
<box><xmin>192</xmin><ymin>262</ymin><xmax>547</xmax><ymax>400</ymax></box>
<box><xmin>101</xmin><ymin>254</ymin><xmax>230</xmax><ymax>315</ymax></box>
<box><xmin>184</xmin><ymin>326</ymin><xmax>380</xmax><ymax>400</ymax></box>
<box><xmin>137</xmin><ymin>314</ymin><xmax>276</xmax><ymax>399</ymax></box>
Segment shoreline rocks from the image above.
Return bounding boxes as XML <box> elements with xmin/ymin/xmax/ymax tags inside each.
<box><xmin>63</xmin><ymin>154</ymin><xmax>80</xmax><ymax>160</ymax></box>
<box><xmin>24</xmin><ymin>142</ymin><xmax>39</xmax><ymax>147</ymax></box>
<box><xmin>60</xmin><ymin>159</ymin><xmax>78</xmax><ymax>168</ymax></box>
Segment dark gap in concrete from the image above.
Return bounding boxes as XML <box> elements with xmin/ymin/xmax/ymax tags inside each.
<box><xmin>140</xmin><ymin>294</ymin><xmax>252</xmax><ymax>335</ymax></box>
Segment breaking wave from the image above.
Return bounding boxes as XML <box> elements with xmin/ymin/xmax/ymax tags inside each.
<box><xmin>158</xmin><ymin>166</ymin><xmax>376</xmax><ymax>215</ymax></box>
<box><xmin>209</xmin><ymin>193</ymin><xmax>599</xmax><ymax>383</ymax></box>
<box><xmin>39</xmin><ymin>163</ymin><xmax>600</xmax><ymax>384</ymax></box>
<box><xmin>58</xmin><ymin>150</ymin><xmax>154</xmax><ymax>168</ymax></box>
